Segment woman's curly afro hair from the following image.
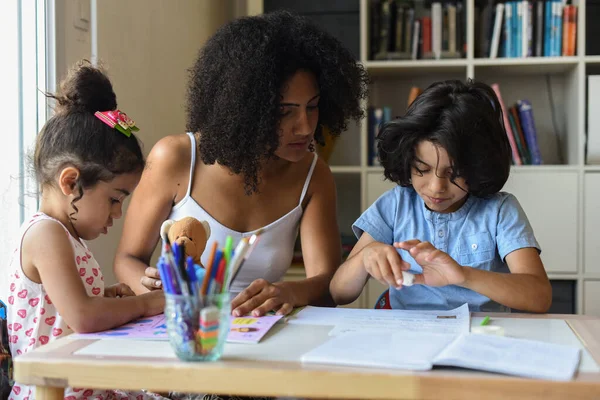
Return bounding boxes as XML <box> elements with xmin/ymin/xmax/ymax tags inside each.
<box><xmin>187</xmin><ymin>10</ymin><xmax>369</xmax><ymax>193</ymax></box>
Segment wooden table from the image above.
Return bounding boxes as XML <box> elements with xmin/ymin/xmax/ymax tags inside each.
<box><xmin>14</xmin><ymin>312</ymin><xmax>600</xmax><ymax>400</ymax></box>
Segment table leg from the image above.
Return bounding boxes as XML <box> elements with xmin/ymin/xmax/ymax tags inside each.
<box><xmin>35</xmin><ymin>386</ymin><xmax>64</xmax><ymax>400</ymax></box>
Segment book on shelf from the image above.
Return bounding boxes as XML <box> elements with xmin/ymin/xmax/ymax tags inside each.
<box><xmin>476</xmin><ymin>0</ymin><xmax>577</xmax><ymax>59</ymax></box>
<box><xmin>368</xmin><ymin>106</ymin><xmax>392</xmax><ymax>166</ymax></box>
<box><xmin>370</xmin><ymin>0</ymin><xmax>466</xmax><ymax>61</ymax></box>
<box><xmin>491</xmin><ymin>84</ymin><xmax>542</xmax><ymax>165</ymax></box>
<box><xmin>407</xmin><ymin>86</ymin><xmax>422</xmax><ymax>107</ymax></box>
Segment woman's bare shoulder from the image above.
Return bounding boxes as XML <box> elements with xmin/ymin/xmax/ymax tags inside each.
<box><xmin>146</xmin><ymin>133</ymin><xmax>192</xmax><ymax>173</ymax></box>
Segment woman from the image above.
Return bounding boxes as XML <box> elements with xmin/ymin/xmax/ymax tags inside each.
<box><xmin>114</xmin><ymin>10</ymin><xmax>369</xmax><ymax>318</ymax></box>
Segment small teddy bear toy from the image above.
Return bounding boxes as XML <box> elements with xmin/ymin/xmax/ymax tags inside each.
<box><xmin>160</xmin><ymin>217</ymin><xmax>211</xmax><ymax>266</ymax></box>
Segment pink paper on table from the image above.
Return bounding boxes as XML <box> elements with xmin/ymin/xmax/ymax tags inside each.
<box><xmin>74</xmin><ymin>314</ymin><xmax>282</xmax><ymax>344</ymax></box>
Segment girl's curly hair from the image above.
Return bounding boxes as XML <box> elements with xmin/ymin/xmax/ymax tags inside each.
<box><xmin>187</xmin><ymin>10</ymin><xmax>369</xmax><ymax>193</ymax></box>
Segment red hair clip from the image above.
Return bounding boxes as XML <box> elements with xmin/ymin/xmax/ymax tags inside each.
<box><xmin>94</xmin><ymin>110</ymin><xmax>139</xmax><ymax>137</ymax></box>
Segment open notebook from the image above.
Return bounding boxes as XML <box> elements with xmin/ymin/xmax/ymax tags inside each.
<box><xmin>301</xmin><ymin>330</ymin><xmax>581</xmax><ymax>381</ymax></box>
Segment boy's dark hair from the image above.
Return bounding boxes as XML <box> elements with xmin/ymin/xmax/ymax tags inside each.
<box><xmin>187</xmin><ymin>10</ymin><xmax>369</xmax><ymax>193</ymax></box>
<box><xmin>34</xmin><ymin>60</ymin><xmax>145</xmax><ymax>217</ymax></box>
<box><xmin>377</xmin><ymin>79</ymin><xmax>511</xmax><ymax>198</ymax></box>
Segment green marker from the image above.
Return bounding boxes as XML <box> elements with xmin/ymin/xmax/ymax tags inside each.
<box><xmin>480</xmin><ymin>316</ymin><xmax>491</xmax><ymax>326</ymax></box>
<box><xmin>223</xmin><ymin>235</ymin><xmax>234</xmax><ymax>266</ymax></box>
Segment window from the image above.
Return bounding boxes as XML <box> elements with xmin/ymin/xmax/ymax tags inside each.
<box><xmin>0</xmin><ymin>0</ymin><xmax>53</xmax><ymax>300</ymax></box>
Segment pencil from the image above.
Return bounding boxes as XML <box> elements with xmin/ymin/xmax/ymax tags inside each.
<box><xmin>480</xmin><ymin>316</ymin><xmax>491</xmax><ymax>326</ymax></box>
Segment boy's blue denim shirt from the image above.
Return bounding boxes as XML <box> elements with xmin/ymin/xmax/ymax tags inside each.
<box><xmin>353</xmin><ymin>186</ymin><xmax>540</xmax><ymax>312</ymax></box>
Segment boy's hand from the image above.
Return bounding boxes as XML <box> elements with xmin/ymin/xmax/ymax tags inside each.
<box><xmin>104</xmin><ymin>283</ymin><xmax>136</xmax><ymax>298</ymax></box>
<box><xmin>394</xmin><ymin>240</ymin><xmax>466</xmax><ymax>287</ymax></box>
<box><xmin>362</xmin><ymin>242</ymin><xmax>412</xmax><ymax>289</ymax></box>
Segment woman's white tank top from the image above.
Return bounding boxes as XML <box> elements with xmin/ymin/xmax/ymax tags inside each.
<box><xmin>167</xmin><ymin>132</ymin><xmax>317</xmax><ymax>295</ymax></box>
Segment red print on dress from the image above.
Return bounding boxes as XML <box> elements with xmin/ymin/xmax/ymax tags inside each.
<box><xmin>17</xmin><ymin>289</ymin><xmax>28</xmax><ymax>299</ymax></box>
<box><xmin>45</xmin><ymin>316</ymin><xmax>56</xmax><ymax>325</ymax></box>
<box><xmin>17</xmin><ymin>309</ymin><xmax>26</xmax><ymax>318</ymax></box>
<box><xmin>86</xmin><ymin>276</ymin><xmax>94</xmax><ymax>285</ymax></box>
<box><xmin>45</xmin><ymin>294</ymin><xmax>52</xmax><ymax>304</ymax></box>
<box><xmin>52</xmin><ymin>328</ymin><xmax>63</xmax><ymax>337</ymax></box>
<box><xmin>40</xmin><ymin>308</ymin><xmax>45</xmax><ymax>315</ymax></box>
<box><xmin>38</xmin><ymin>335</ymin><xmax>49</xmax><ymax>345</ymax></box>
<box><xmin>76</xmin><ymin>256</ymin><xmax>81</xmax><ymax>265</ymax></box>
<box><xmin>29</xmin><ymin>338</ymin><xmax>36</xmax><ymax>346</ymax></box>
<box><xmin>92</xmin><ymin>268</ymin><xmax>99</xmax><ymax>276</ymax></box>
<box><xmin>79</xmin><ymin>268</ymin><xmax>86</xmax><ymax>277</ymax></box>
<box><xmin>8</xmin><ymin>296</ymin><xmax>14</xmax><ymax>305</ymax></box>
<box><xmin>83</xmin><ymin>389</ymin><xmax>94</xmax><ymax>397</ymax></box>
<box><xmin>13</xmin><ymin>386</ymin><xmax>21</xmax><ymax>395</ymax></box>
<box><xmin>25</xmin><ymin>328</ymin><xmax>33</xmax><ymax>337</ymax></box>
<box><xmin>12</xmin><ymin>323</ymin><xmax>22</xmax><ymax>332</ymax></box>
<box><xmin>92</xmin><ymin>287</ymin><xmax>101</xmax><ymax>295</ymax></box>
<box><xmin>9</xmin><ymin>283</ymin><xmax>15</xmax><ymax>292</ymax></box>
<box><xmin>28</xmin><ymin>297</ymin><xmax>39</xmax><ymax>307</ymax></box>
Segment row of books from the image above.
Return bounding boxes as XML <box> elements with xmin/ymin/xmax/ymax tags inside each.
<box><xmin>367</xmin><ymin>85</ymin><xmax>541</xmax><ymax>166</ymax></box>
<box><xmin>491</xmin><ymin>84</ymin><xmax>542</xmax><ymax>165</ymax></box>
<box><xmin>369</xmin><ymin>0</ymin><xmax>467</xmax><ymax>60</ymax></box>
<box><xmin>477</xmin><ymin>0</ymin><xmax>578</xmax><ymax>59</ymax></box>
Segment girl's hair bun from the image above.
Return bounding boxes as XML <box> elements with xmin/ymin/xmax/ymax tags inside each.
<box><xmin>52</xmin><ymin>60</ymin><xmax>117</xmax><ymax>114</ymax></box>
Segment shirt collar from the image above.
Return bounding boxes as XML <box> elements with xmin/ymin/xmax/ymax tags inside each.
<box><xmin>421</xmin><ymin>193</ymin><xmax>476</xmax><ymax>222</ymax></box>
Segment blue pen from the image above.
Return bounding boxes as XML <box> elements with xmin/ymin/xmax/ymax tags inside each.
<box><xmin>157</xmin><ymin>256</ymin><xmax>173</xmax><ymax>294</ymax></box>
<box><xmin>186</xmin><ymin>256</ymin><xmax>199</xmax><ymax>296</ymax></box>
<box><xmin>194</xmin><ymin>264</ymin><xmax>206</xmax><ymax>286</ymax></box>
<box><xmin>206</xmin><ymin>250</ymin><xmax>222</xmax><ymax>296</ymax></box>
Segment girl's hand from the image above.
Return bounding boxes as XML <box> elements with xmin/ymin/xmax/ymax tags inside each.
<box><xmin>394</xmin><ymin>240</ymin><xmax>466</xmax><ymax>287</ymax></box>
<box><xmin>104</xmin><ymin>283</ymin><xmax>136</xmax><ymax>298</ymax></box>
<box><xmin>231</xmin><ymin>279</ymin><xmax>295</xmax><ymax>317</ymax></box>
<box><xmin>362</xmin><ymin>242</ymin><xmax>411</xmax><ymax>289</ymax></box>
<box><xmin>140</xmin><ymin>267</ymin><xmax>163</xmax><ymax>291</ymax></box>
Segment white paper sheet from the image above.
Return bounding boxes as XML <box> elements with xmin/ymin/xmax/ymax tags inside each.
<box><xmin>433</xmin><ymin>333</ymin><xmax>581</xmax><ymax>381</ymax></box>
<box><xmin>290</xmin><ymin>304</ymin><xmax>470</xmax><ymax>336</ymax></box>
<box><xmin>301</xmin><ymin>331</ymin><xmax>457</xmax><ymax>370</ymax></box>
<box><xmin>301</xmin><ymin>330</ymin><xmax>581</xmax><ymax>381</ymax></box>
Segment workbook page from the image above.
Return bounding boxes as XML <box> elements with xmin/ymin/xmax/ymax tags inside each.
<box><xmin>432</xmin><ymin>333</ymin><xmax>581</xmax><ymax>381</ymax></box>
<box><xmin>301</xmin><ymin>331</ymin><xmax>457</xmax><ymax>370</ymax></box>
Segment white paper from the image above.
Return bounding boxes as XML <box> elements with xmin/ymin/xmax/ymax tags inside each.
<box><xmin>326</xmin><ymin>304</ymin><xmax>470</xmax><ymax>336</ymax></box>
<box><xmin>301</xmin><ymin>331</ymin><xmax>457</xmax><ymax>370</ymax></box>
<box><xmin>302</xmin><ymin>330</ymin><xmax>581</xmax><ymax>381</ymax></box>
<box><xmin>291</xmin><ymin>304</ymin><xmax>470</xmax><ymax>337</ymax></box>
<box><xmin>432</xmin><ymin>333</ymin><xmax>581</xmax><ymax>381</ymax></box>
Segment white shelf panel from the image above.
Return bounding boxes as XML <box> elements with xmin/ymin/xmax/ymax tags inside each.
<box><xmin>511</xmin><ymin>165</ymin><xmax>580</xmax><ymax>172</ymax></box>
<box><xmin>585</xmin><ymin>56</ymin><xmax>600</xmax><ymax>64</ymax></box>
<box><xmin>584</xmin><ymin>165</ymin><xmax>600</xmax><ymax>172</ymax></box>
<box><xmin>366</xmin><ymin>165</ymin><xmax>579</xmax><ymax>173</ymax></box>
<box><xmin>330</xmin><ymin>166</ymin><xmax>362</xmax><ymax>173</ymax></box>
<box><xmin>473</xmin><ymin>57</ymin><xmax>579</xmax><ymax>75</ymax></box>
<box><xmin>547</xmin><ymin>275</ymin><xmax>580</xmax><ymax>280</ymax></box>
<box><xmin>364</xmin><ymin>59</ymin><xmax>468</xmax><ymax>77</ymax></box>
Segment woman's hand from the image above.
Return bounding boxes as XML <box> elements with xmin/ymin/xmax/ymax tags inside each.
<box><xmin>231</xmin><ymin>279</ymin><xmax>296</xmax><ymax>317</ymax></box>
<box><xmin>362</xmin><ymin>242</ymin><xmax>412</xmax><ymax>289</ymax></box>
<box><xmin>140</xmin><ymin>267</ymin><xmax>163</xmax><ymax>291</ymax></box>
<box><xmin>394</xmin><ymin>240</ymin><xmax>466</xmax><ymax>286</ymax></box>
<box><xmin>104</xmin><ymin>283</ymin><xmax>136</xmax><ymax>298</ymax></box>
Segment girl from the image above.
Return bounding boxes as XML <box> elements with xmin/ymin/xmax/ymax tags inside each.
<box><xmin>6</xmin><ymin>61</ymin><xmax>165</xmax><ymax>400</ymax></box>
<box><xmin>114</xmin><ymin>11</ymin><xmax>369</xmax><ymax>318</ymax></box>
<box><xmin>330</xmin><ymin>80</ymin><xmax>552</xmax><ymax>313</ymax></box>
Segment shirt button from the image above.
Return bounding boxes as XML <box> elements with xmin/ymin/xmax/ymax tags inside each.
<box><xmin>438</xmin><ymin>230</ymin><xmax>445</xmax><ymax>238</ymax></box>
<box><xmin>471</xmin><ymin>243</ymin><xmax>478</xmax><ymax>250</ymax></box>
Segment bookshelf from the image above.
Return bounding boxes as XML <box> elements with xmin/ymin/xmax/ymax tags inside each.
<box><xmin>254</xmin><ymin>0</ymin><xmax>600</xmax><ymax>315</ymax></box>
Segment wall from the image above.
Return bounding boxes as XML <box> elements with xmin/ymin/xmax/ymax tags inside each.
<box><xmin>56</xmin><ymin>0</ymin><xmax>236</xmax><ymax>285</ymax></box>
